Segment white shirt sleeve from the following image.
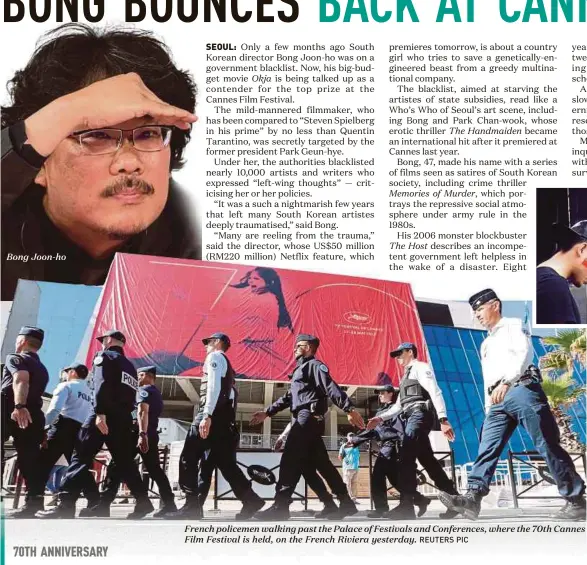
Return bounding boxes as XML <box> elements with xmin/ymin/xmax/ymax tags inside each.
<box><xmin>44</xmin><ymin>382</ymin><xmax>70</xmax><ymax>427</ymax></box>
<box><xmin>413</xmin><ymin>362</ymin><xmax>447</xmax><ymax>419</ymax></box>
<box><xmin>278</xmin><ymin>422</ymin><xmax>292</xmax><ymax>442</ymax></box>
<box><xmin>501</xmin><ymin>324</ymin><xmax>531</xmax><ymax>384</ymax></box>
<box><xmin>203</xmin><ymin>352</ymin><xmax>228</xmax><ymax>415</ymax></box>
<box><xmin>377</xmin><ymin>399</ymin><xmax>403</xmax><ymax>421</ymax></box>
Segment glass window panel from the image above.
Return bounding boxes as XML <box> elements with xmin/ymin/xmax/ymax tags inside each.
<box><xmin>451</xmin><ymin>348</ymin><xmax>468</xmax><ymax>372</ymax></box>
<box><xmin>440</xmin><ymin>383</ymin><xmax>454</xmax><ymax>410</ymax></box>
<box><xmin>459</xmin><ymin>330</ymin><xmax>475</xmax><ymax>350</ymax></box>
<box><xmin>433</xmin><ymin>326</ymin><xmax>448</xmax><ymax>344</ymax></box>
<box><xmin>423</xmin><ymin>326</ymin><xmax>436</xmax><ymax>344</ymax></box>
<box><xmin>458</xmin><ymin>370</ymin><xmax>473</xmax><ymax>383</ymax></box>
<box><xmin>446</xmin><ymin>328</ymin><xmax>461</xmax><ymax>347</ymax></box>
<box><xmin>429</xmin><ymin>345</ymin><xmax>444</xmax><ymax>372</ymax></box>
<box><xmin>438</xmin><ymin>346</ymin><xmax>456</xmax><ymax>372</ymax></box>
<box><xmin>465</xmin><ymin>351</ymin><xmax>483</xmax><ymax>377</ymax></box>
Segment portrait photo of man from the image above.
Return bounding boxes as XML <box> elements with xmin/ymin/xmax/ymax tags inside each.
<box><xmin>1</xmin><ymin>24</ymin><xmax>201</xmax><ymax>301</ymax></box>
<box><xmin>535</xmin><ymin>187</ymin><xmax>587</xmax><ymax>325</ymax></box>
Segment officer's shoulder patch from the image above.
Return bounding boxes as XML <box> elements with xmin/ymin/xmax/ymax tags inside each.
<box><xmin>93</xmin><ymin>355</ymin><xmax>104</xmax><ymax>366</ymax></box>
<box><xmin>319</xmin><ymin>363</ymin><xmax>329</xmax><ymax>373</ymax></box>
<box><xmin>139</xmin><ymin>389</ymin><xmax>149</xmax><ymax>398</ymax></box>
<box><xmin>8</xmin><ymin>354</ymin><xmax>22</xmax><ymax>366</ymax></box>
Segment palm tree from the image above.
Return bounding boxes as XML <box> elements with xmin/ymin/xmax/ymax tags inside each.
<box><xmin>539</xmin><ymin>330</ymin><xmax>586</xmax><ymax>453</ymax></box>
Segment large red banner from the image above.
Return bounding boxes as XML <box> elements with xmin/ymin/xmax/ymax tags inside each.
<box><xmin>87</xmin><ymin>254</ymin><xmax>427</xmax><ymax>386</ymax></box>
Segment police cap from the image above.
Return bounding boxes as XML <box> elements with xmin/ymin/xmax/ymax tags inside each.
<box><xmin>296</xmin><ymin>334</ymin><xmax>320</xmax><ymax>347</ymax></box>
<box><xmin>18</xmin><ymin>326</ymin><xmax>44</xmax><ymax>343</ymax></box>
<box><xmin>96</xmin><ymin>330</ymin><xmax>126</xmax><ymax>344</ymax></box>
<box><xmin>63</xmin><ymin>363</ymin><xmax>89</xmax><ymax>379</ymax></box>
<box><xmin>468</xmin><ymin>289</ymin><xmax>499</xmax><ymax>311</ymax></box>
<box><xmin>389</xmin><ymin>342</ymin><xmax>417</xmax><ymax>358</ymax></box>
<box><xmin>376</xmin><ymin>384</ymin><xmax>398</xmax><ymax>394</ymax></box>
<box><xmin>202</xmin><ymin>333</ymin><xmax>231</xmax><ymax>348</ymax></box>
<box><xmin>137</xmin><ymin>365</ymin><xmax>157</xmax><ymax>376</ymax></box>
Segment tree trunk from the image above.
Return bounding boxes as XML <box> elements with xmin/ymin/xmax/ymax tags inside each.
<box><xmin>552</xmin><ymin>407</ymin><xmax>586</xmax><ymax>453</ymax></box>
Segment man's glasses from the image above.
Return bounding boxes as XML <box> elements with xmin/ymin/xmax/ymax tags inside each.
<box><xmin>70</xmin><ymin>125</ymin><xmax>174</xmax><ymax>155</ymax></box>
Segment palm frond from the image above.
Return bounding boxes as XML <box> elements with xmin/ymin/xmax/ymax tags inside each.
<box><xmin>540</xmin><ymin>350</ymin><xmax>573</xmax><ymax>375</ymax></box>
<box><xmin>542</xmin><ymin>330</ymin><xmax>585</xmax><ymax>353</ymax></box>
<box><xmin>541</xmin><ymin>375</ymin><xmax>585</xmax><ymax>409</ymax></box>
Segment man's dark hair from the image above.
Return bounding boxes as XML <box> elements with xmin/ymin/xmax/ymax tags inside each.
<box><xmin>2</xmin><ymin>24</ymin><xmax>197</xmax><ymax>170</ymax></box>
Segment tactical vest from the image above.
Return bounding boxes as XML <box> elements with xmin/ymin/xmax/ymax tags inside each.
<box><xmin>200</xmin><ymin>352</ymin><xmax>236</xmax><ymax>416</ymax></box>
<box><xmin>399</xmin><ymin>367</ymin><xmax>430</xmax><ymax>407</ymax></box>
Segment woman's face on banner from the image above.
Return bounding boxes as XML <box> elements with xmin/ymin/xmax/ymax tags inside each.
<box><xmin>248</xmin><ymin>271</ymin><xmax>267</xmax><ymax>293</ymax></box>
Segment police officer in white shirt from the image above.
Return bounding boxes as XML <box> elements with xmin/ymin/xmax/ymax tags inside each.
<box><xmin>439</xmin><ymin>289</ymin><xmax>586</xmax><ymax>521</ymax></box>
<box><xmin>33</xmin><ymin>363</ymin><xmax>93</xmax><ymax>516</ymax></box>
<box><xmin>367</xmin><ymin>342</ymin><xmax>457</xmax><ymax>519</ymax></box>
<box><xmin>174</xmin><ymin>333</ymin><xmax>264</xmax><ymax>520</ymax></box>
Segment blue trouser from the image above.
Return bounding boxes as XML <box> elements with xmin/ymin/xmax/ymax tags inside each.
<box><xmin>468</xmin><ymin>382</ymin><xmax>585</xmax><ymax>500</ymax></box>
<box><xmin>275</xmin><ymin>409</ymin><xmax>347</xmax><ymax>506</ymax></box>
<box><xmin>59</xmin><ymin>414</ymin><xmax>149</xmax><ymax>505</ymax></box>
<box><xmin>400</xmin><ymin>407</ymin><xmax>454</xmax><ymax>499</ymax></box>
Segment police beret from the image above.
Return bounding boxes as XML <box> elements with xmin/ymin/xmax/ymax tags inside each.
<box><xmin>202</xmin><ymin>333</ymin><xmax>231</xmax><ymax>348</ymax></box>
<box><xmin>553</xmin><ymin>221</ymin><xmax>587</xmax><ymax>246</ymax></box>
<box><xmin>468</xmin><ymin>289</ymin><xmax>499</xmax><ymax>311</ymax></box>
<box><xmin>18</xmin><ymin>326</ymin><xmax>44</xmax><ymax>343</ymax></box>
<box><xmin>96</xmin><ymin>330</ymin><xmax>126</xmax><ymax>344</ymax></box>
<box><xmin>389</xmin><ymin>342</ymin><xmax>417</xmax><ymax>358</ymax></box>
<box><xmin>296</xmin><ymin>334</ymin><xmax>320</xmax><ymax>347</ymax></box>
<box><xmin>63</xmin><ymin>363</ymin><xmax>89</xmax><ymax>379</ymax></box>
<box><xmin>376</xmin><ymin>384</ymin><xmax>398</xmax><ymax>394</ymax></box>
<box><xmin>137</xmin><ymin>365</ymin><xmax>157</xmax><ymax>376</ymax></box>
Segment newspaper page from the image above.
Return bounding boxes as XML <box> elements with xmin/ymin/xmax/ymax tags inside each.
<box><xmin>0</xmin><ymin>1</ymin><xmax>586</xmax><ymax>564</ymax></box>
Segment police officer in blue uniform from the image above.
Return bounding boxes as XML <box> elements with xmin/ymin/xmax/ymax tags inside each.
<box><xmin>1</xmin><ymin>326</ymin><xmax>49</xmax><ymax>518</ymax></box>
<box><xmin>439</xmin><ymin>289</ymin><xmax>587</xmax><ymax>521</ymax></box>
<box><xmin>174</xmin><ymin>333</ymin><xmax>265</xmax><ymax>520</ymax></box>
<box><xmin>274</xmin><ymin>422</ymin><xmax>340</xmax><ymax>518</ymax></box>
<box><xmin>251</xmin><ymin>333</ymin><xmax>365</xmax><ymax>520</ymax></box>
<box><xmin>34</xmin><ymin>363</ymin><xmax>92</xmax><ymax>514</ymax></box>
<box><xmin>87</xmin><ymin>366</ymin><xmax>176</xmax><ymax>518</ymax></box>
<box><xmin>368</xmin><ymin>342</ymin><xmax>458</xmax><ymax>519</ymax></box>
<box><xmin>37</xmin><ymin>330</ymin><xmax>154</xmax><ymax>519</ymax></box>
<box><xmin>348</xmin><ymin>385</ymin><xmax>430</xmax><ymax>519</ymax></box>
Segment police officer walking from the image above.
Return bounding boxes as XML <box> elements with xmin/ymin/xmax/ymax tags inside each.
<box><xmin>37</xmin><ymin>330</ymin><xmax>154</xmax><ymax>519</ymax></box>
<box><xmin>34</xmin><ymin>363</ymin><xmax>93</xmax><ymax>514</ymax></box>
<box><xmin>439</xmin><ymin>289</ymin><xmax>587</xmax><ymax>520</ymax></box>
<box><xmin>86</xmin><ymin>366</ymin><xmax>177</xmax><ymax>517</ymax></box>
<box><xmin>274</xmin><ymin>422</ymin><xmax>340</xmax><ymax>518</ymax></box>
<box><xmin>368</xmin><ymin>342</ymin><xmax>458</xmax><ymax>519</ymax></box>
<box><xmin>251</xmin><ymin>334</ymin><xmax>365</xmax><ymax>520</ymax></box>
<box><xmin>1</xmin><ymin>327</ymin><xmax>49</xmax><ymax>518</ymax></box>
<box><xmin>349</xmin><ymin>385</ymin><xmax>430</xmax><ymax>519</ymax></box>
<box><xmin>174</xmin><ymin>333</ymin><xmax>265</xmax><ymax>519</ymax></box>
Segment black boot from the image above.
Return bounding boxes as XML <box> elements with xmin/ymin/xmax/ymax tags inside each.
<box><xmin>314</xmin><ymin>500</ymin><xmax>338</xmax><ymax>519</ymax></box>
<box><xmin>438</xmin><ymin>490</ymin><xmax>482</xmax><ymax>521</ymax></box>
<box><xmin>549</xmin><ymin>498</ymin><xmax>586</xmax><ymax>521</ymax></box>
<box><xmin>166</xmin><ymin>496</ymin><xmax>204</xmax><ymax>520</ymax></box>
<box><xmin>126</xmin><ymin>499</ymin><xmax>155</xmax><ymax>520</ymax></box>
<box><xmin>235</xmin><ymin>493</ymin><xmax>265</xmax><ymax>521</ymax></box>
<box><xmin>79</xmin><ymin>501</ymin><xmax>111</xmax><ymax>518</ymax></box>
<box><xmin>36</xmin><ymin>499</ymin><xmax>76</xmax><ymax>519</ymax></box>
<box><xmin>413</xmin><ymin>493</ymin><xmax>431</xmax><ymax>518</ymax></box>
<box><xmin>328</xmin><ymin>494</ymin><xmax>358</xmax><ymax>520</ymax></box>
<box><xmin>255</xmin><ymin>504</ymin><xmax>290</xmax><ymax>521</ymax></box>
<box><xmin>7</xmin><ymin>496</ymin><xmax>44</xmax><ymax>519</ymax></box>
<box><xmin>385</xmin><ymin>501</ymin><xmax>417</xmax><ymax>520</ymax></box>
<box><xmin>152</xmin><ymin>499</ymin><xmax>178</xmax><ymax>518</ymax></box>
